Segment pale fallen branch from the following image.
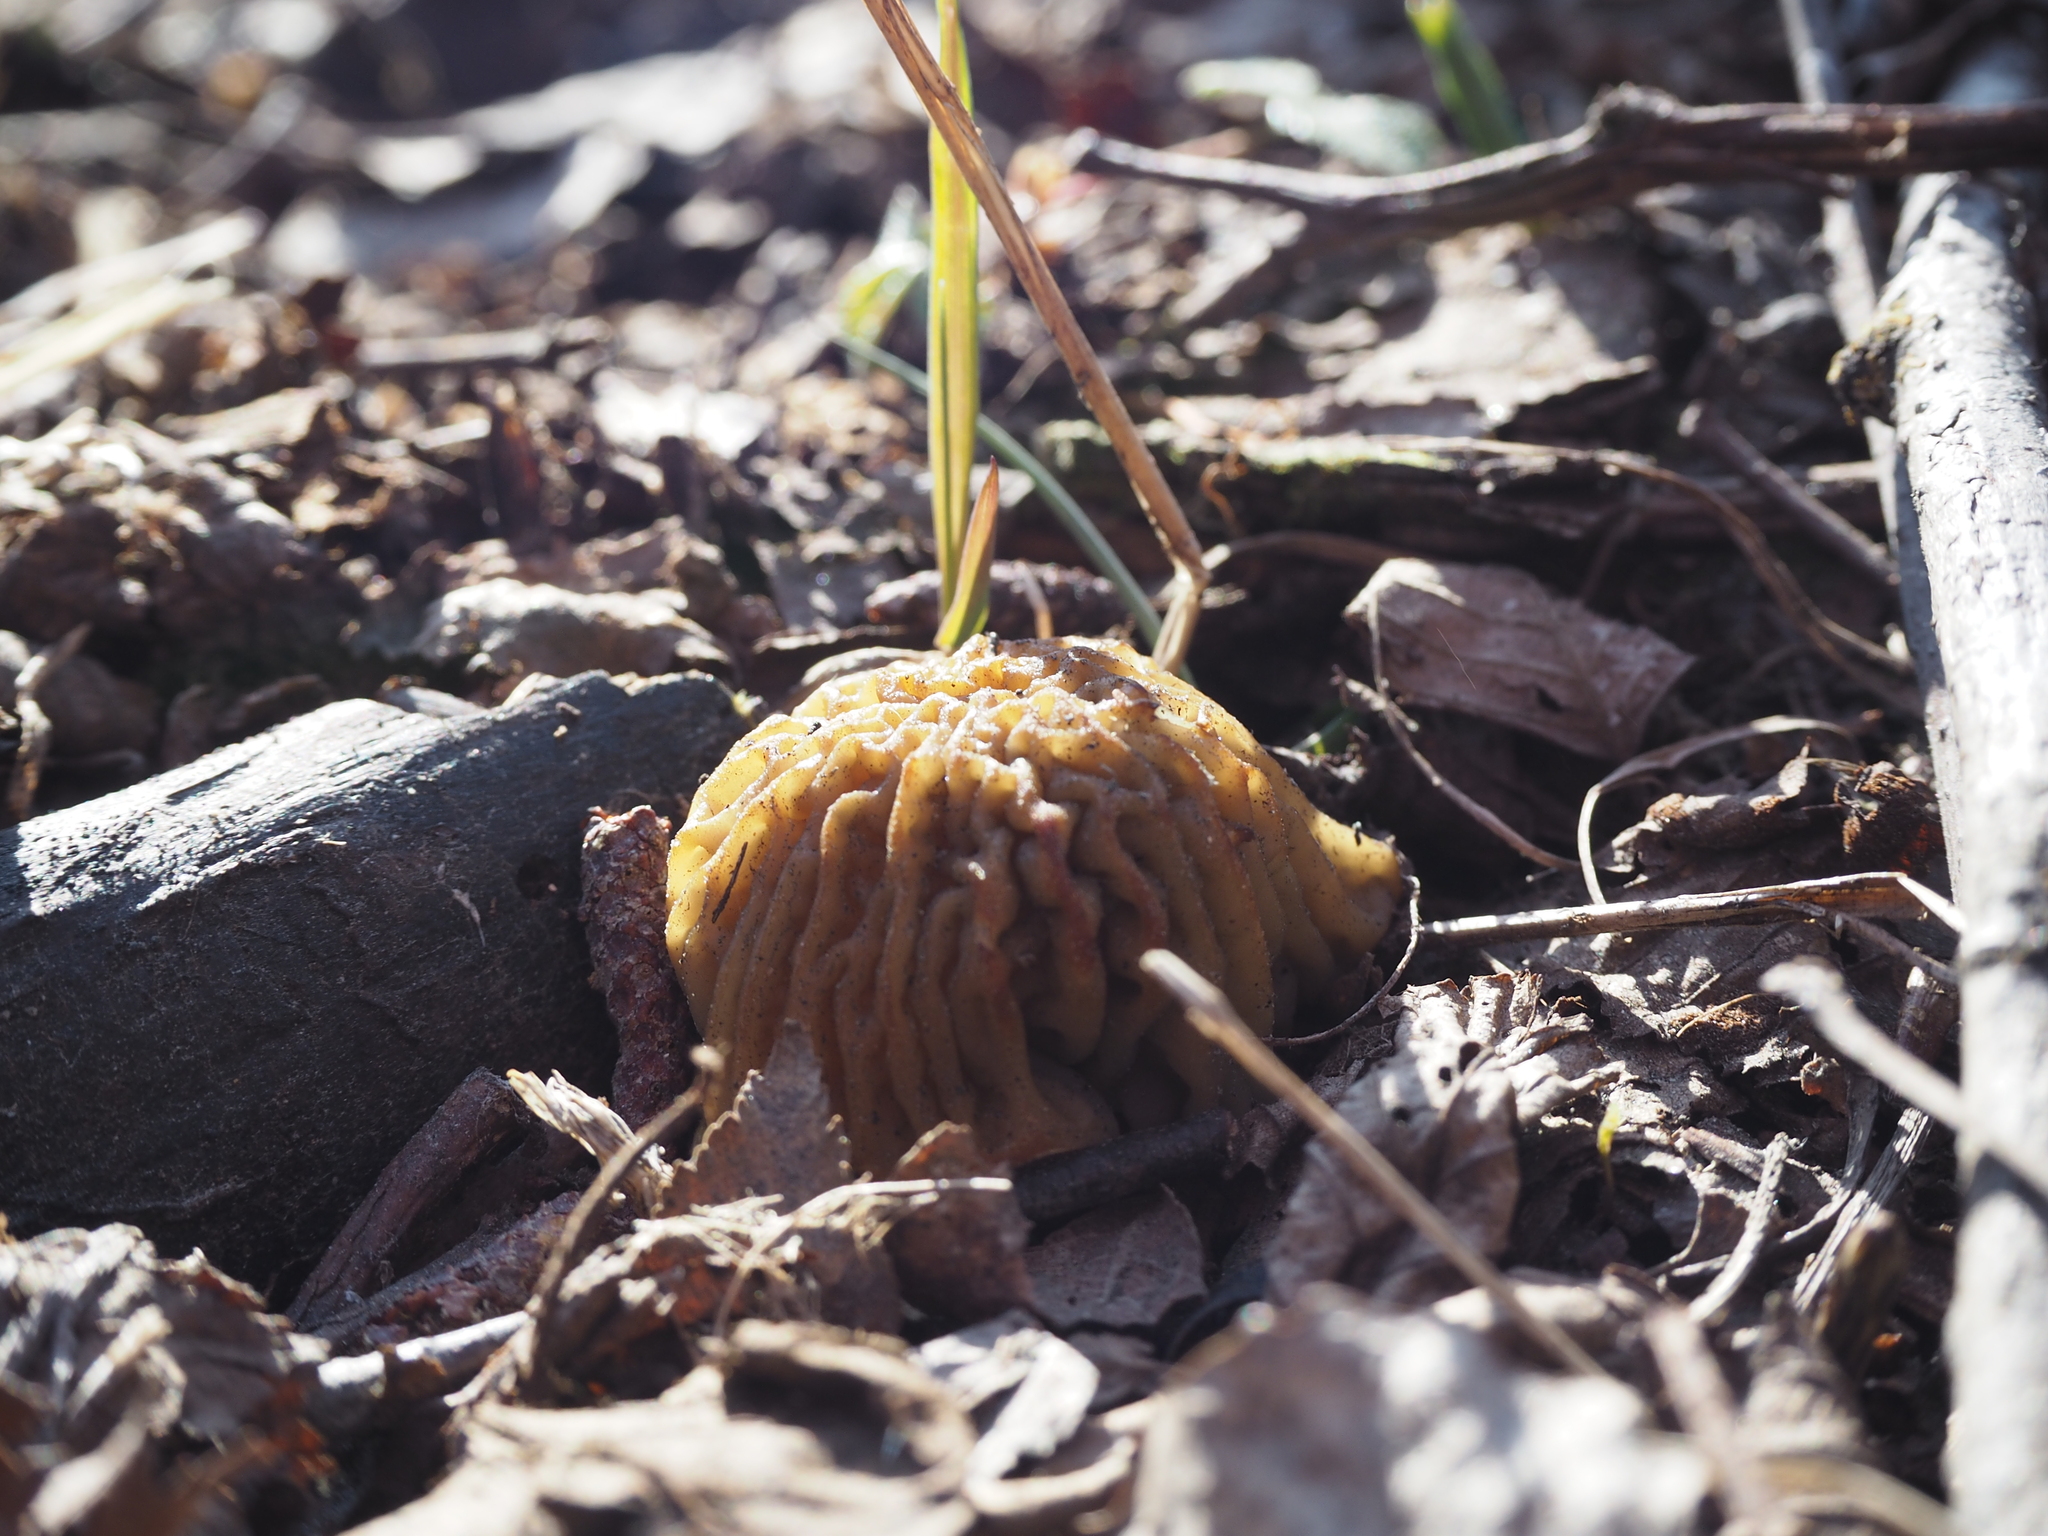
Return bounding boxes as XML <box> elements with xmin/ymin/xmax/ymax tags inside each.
<box><xmin>308</xmin><ymin>1312</ymin><xmax>529</xmax><ymax>1437</ymax></box>
<box><xmin>1420</xmin><ymin>872</ymin><xmax>1960</xmax><ymax>949</ymax></box>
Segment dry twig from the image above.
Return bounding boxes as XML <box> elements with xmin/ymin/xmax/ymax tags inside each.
<box><xmin>1140</xmin><ymin>947</ymin><xmax>1607</xmax><ymax>1378</ymax></box>
<box><xmin>1422</xmin><ymin>871</ymin><xmax>1960</xmax><ymax>949</ymax></box>
<box><xmin>860</xmin><ymin>0</ymin><xmax>1209</xmax><ymax>670</ymax></box>
<box><xmin>1688</xmin><ymin>1134</ymin><xmax>1790</xmax><ymax>1325</ymax></box>
<box><xmin>1072</xmin><ymin>85</ymin><xmax>2048</xmax><ymax>245</ymax></box>
<box><xmin>1680</xmin><ymin>400</ymin><xmax>1895</xmax><ymax>586</ymax></box>
<box><xmin>1341</xmin><ymin>677</ymin><xmax>1578</xmax><ymax>873</ymax></box>
<box><xmin>1765</xmin><ymin>956</ymin><xmax>2048</xmax><ymax>1204</ymax></box>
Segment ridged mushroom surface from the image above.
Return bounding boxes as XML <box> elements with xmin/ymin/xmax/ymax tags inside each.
<box><xmin>667</xmin><ymin>636</ymin><xmax>1401</xmax><ymax>1170</ymax></box>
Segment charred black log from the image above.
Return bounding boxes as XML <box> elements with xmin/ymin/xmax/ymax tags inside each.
<box><xmin>0</xmin><ymin>670</ymin><xmax>743</xmax><ymax>1294</ymax></box>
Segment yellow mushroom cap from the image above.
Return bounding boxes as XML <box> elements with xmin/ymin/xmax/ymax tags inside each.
<box><xmin>667</xmin><ymin>636</ymin><xmax>1400</xmax><ymax>1171</ymax></box>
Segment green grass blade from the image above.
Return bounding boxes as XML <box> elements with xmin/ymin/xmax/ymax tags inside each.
<box><xmin>836</xmin><ymin>184</ymin><xmax>927</xmax><ymax>346</ymax></box>
<box><xmin>1406</xmin><ymin>0</ymin><xmax>1525</xmax><ymax>156</ymax></box>
<box><xmin>836</xmin><ymin>334</ymin><xmax>1161</xmax><ymax>646</ymax></box>
<box><xmin>928</xmin><ymin>0</ymin><xmax>979</xmax><ymax>608</ymax></box>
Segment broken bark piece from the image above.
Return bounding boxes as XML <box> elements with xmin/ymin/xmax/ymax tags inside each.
<box><xmin>1830</xmin><ymin>173</ymin><xmax>2048</xmax><ymax>1536</ymax></box>
<box><xmin>320</xmin><ymin>1192</ymin><xmax>580</xmax><ymax>1352</ymax></box>
<box><xmin>0</xmin><ymin>670</ymin><xmax>745</xmax><ymax>1289</ymax></box>
<box><xmin>290</xmin><ymin>1068</ymin><xmax>530</xmax><ymax>1329</ymax></box>
<box><xmin>579</xmin><ymin>805</ymin><xmax>696</xmax><ymax>1129</ymax></box>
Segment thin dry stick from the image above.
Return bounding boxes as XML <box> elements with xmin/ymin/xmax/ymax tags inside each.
<box><xmin>1203</xmin><ymin>529</ymin><xmax>1403</xmax><ymax>574</ymax></box>
<box><xmin>1342</xmin><ymin>677</ymin><xmax>1577</xmax><ymax>873</ymax></box>
<box><xmin>1575</xmin><ymin>714</ymin><xmax>1858</xmax><ymax>905</ymax></box>
<box><xmin>1610</xmin><ymin>455</ymin><xmax>1915</xmax><ymax>687</ymax></box>
<box><xmin>1777</xmin><ymin>0</ymin><xmax>1884</xmax><ymax>334</ymax></box>
<box><xmin>1139</xmin><ymin>947</ymin><xmax>1607</xmax><ymax>1378</ymax></box>
<box><xmin>860</xmin><ymin>0</ymin><xmax>1209</xmax><ymax>671</ymax></box>
<box><xmin>1791</xmin><ymin>903</ymin><xmax>1960</xmax><ymax>988</ymax></box>
<box><xmin>1680</xmin><ymin>400</ymin><xmax>1895</xmax><ymax>585</ymax></box>
<box><xmin>1797</xmin><ymin>1109</ymin><xmax>1932</xmax><ymax>1314</ymax></box>
<box><xmin>1422</xmin><ymin>871</ymin><xmax>1961</xmax><ymax>949</ymax></box>
<box><xmin>1011</xmin><ymin>558</ymin><xmax>1054</xmax><ymax>639</ymax></box>
<box><xmin>1341</xmin><ymin>862</ymin><xmax>1422</xmax><ymax>1028</ymax></box>
<box><xmin>1641</xmin><ymin>1306</ymin><xmax>1778</xmax><ymax>1526</ymax></box>
<box><xmin>522</xmin><ymin>1075</ymin><xmax>708</xmax><ymax>1395</ymax></box>
<box><xmin>1689</xmin><ymin>1132</ymin><xmax>1790</xmax><ymax>1325</ymax></box>
<box><xmin>1765</xmin><ymin>956</ymin><xmax>2048</xmax><ymax>1203</ymax></box>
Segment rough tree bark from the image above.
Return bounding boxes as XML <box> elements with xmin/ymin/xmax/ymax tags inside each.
<box><xmin>1835</xmin><ymin>177</ymin><xmax>2048</xmax><ymax>1530</ymax></box>
<box><xmin>0</xmin><ymin>670</ymin><xmax>741</xmax><ymax>1291</ymax></box>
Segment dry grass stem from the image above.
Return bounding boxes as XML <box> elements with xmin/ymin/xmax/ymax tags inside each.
<box><xmin>1342</xmin><ymin>676</ymin><xmax>1577</xmax><ymax>872</ymax></box>
<box><xmin>1140</xmin><ymin>947</ymin><xmax>1608</xmax><ymax>1378</ymax></box>
<box><xmin>860</xmin><ymin>0</ymin><xmax>1209</xmax><ymax>670</ymax></box>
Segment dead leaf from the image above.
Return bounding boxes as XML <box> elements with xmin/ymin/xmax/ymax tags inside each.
<box><xmin>1128</xmin><ymin>1284</ymin><xmax>1708</xmax><ymax>1536</ymax></box>
<box><xmin>0</xmin><ymin>1224</ymin><xmax>327</xmax><ymax>1536</ymax></box>
<box><xmin>915</xmin><ymin>1312</ymin><xmax>1100</xmax><ymax>1481</ymax></box>
<box><xmin>1024</xmin><ymin>1188</ymin><xmax>1207</xmax><ymax>1332</ymax></box>
<box><xmin>886</xmin><ymin>1123</ymin><xmax>1034</xmax><ymax>1324</ymax></box>
<box><xmin>1348</xmin><ymin>557</ymin><xmax>1694</xmax><ymax>760</ymax></box>
<box><xmin>671</xmin><ymin>1021</ymin><xmax>852</xmax><ymax>1213</ymax></box>
<box><xmin>358</xmin><ymin>1321</ymin><xmax>975</xmax><ymax>1536</ymax></box>
<box><xmin>1529</xmin><ymin>921</ymin><xmax>1830</xmax><ymax>1057</ymax></box>
<box><xmin>1266</xmin><ymin>981</ymin><xmax>1520</xmax><ymax>1307</ymax></box>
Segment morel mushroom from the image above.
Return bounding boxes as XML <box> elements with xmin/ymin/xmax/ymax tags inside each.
<box><xmin>668</xmin><ymin>636</ymin><xmax>1400</xmax><ymax>1170</ymax></box>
